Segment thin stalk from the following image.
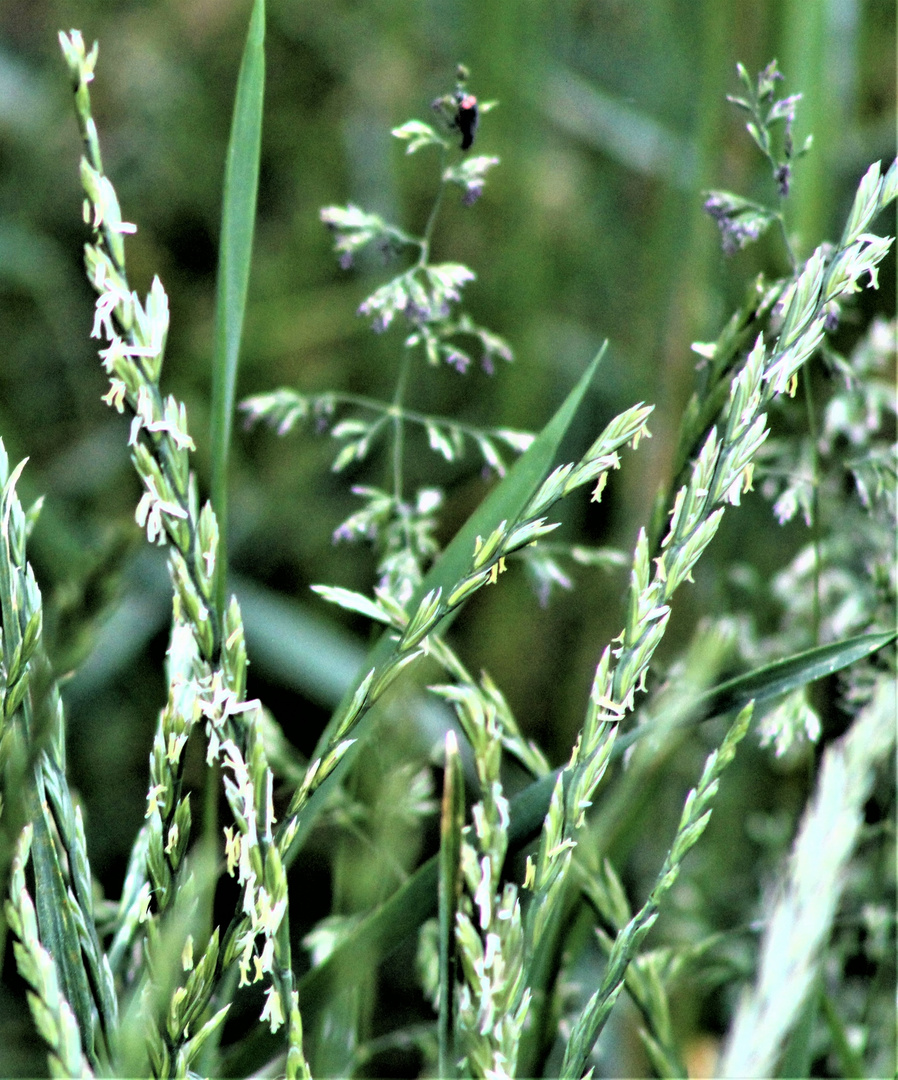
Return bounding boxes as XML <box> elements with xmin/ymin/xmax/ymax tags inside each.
<box><xmin>418</xmin><ymin>146</ymin><xmax>449</xmax><ymax>265</ymax></box>
<box><xmin>775</xmin><ymin>206</ymin><xmax>800</xmax><ymax>271</ymax></box>
<box><xmin>437</xmin><ymin>732</ymin><xmax>463</xmax><ymax>1079</ymax></box>
<box><xmin>317</xmin><ymin>390</ymin><xmax>526</xmax><ymax>446</ymax></box>
<box><xmin>391</xmin><ymin>350</ymin><xmax>413</xmax><ymax>500</ymax></box>
<box><xmin>801</xmin><ymin>361</ymin><xmax>821</xmax><ymax>642</ymax></box>
<box><xmin>390</xmin><ymin>349</ymin><xmax>414</xmax><ymax>551</ymax></box>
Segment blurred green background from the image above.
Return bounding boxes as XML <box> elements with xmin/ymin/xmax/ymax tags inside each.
<box><xmin>0</xmin><ymin>0</ymin><xmax>894</xmax><ymax>1075</ymax></box>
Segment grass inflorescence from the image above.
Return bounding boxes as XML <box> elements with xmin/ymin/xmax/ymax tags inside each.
<box><xmin>0</xmin><ymin>15</ymin><xmax>894</xmax><ymax>1080</ymax></box>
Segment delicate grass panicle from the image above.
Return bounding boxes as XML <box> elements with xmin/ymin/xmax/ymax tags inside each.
<box><xmin>0</xmin><ymin>15</ymin><xmax>893</xmax><ymax>1079</ymax></box>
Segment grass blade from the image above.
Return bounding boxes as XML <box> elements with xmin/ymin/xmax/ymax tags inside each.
<box><xmin>438</xmin><ymin>732</ymin><xmax>464</xmax><ymax>1079</ymax></box>
<box><xmin>413</xmin><ymin>342</ymin><xmax>608</xmax><ymax>624</ymax></box>
<box><xmin>695</xmin><ymin>630</ymin><xmax>897</xmax><ymax>719</ymax></box>
<box><xmin>210</xmin><ymin>0</ymin><xmax>265</xmax><ymax>612</ymax></box>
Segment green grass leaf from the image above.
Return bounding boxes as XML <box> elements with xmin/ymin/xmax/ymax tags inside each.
<box><xmin>695</xmin><ymin>630</ymin><xmax>897</xmax><ymax>719</ymax></box>
<box><xmin>210</xmin><ymin>0</ymin><xmax>265</xmax><ymax>614</ymax></box>
<box><xmin>406</xmin><ymin>342</ymin><xmax>607</xmax><ymax>629</ymax></box>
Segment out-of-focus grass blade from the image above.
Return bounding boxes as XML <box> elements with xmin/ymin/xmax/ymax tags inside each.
<box><xmin>818</xmin><ymin>985</ymin><xmax>867</xmax><ymax>1080</ymax></box>
<box><xmin>295</xmin><ymin>855</ymin><xmax>439</xmax><ymax>1013</ymax></box>
<box><xmin>210</xmin><ymin>0</ymin><xmax>265</xmax><ymax>613</ymax></box>
<box><xmin>234</xmin><ymin>574</ymin><xmax>365</xmax><ymax>707</ymax></box>
<box><xmin>776</xmin><ymin>980</ymin><xmax>817</xmax><ymax>1079</ymax></box>
<box><xmin>539</xmin><ymin>66</ymin><xmax>697</xmax><ymax>188</ymax></box>
<box><xmin>438</xmin><ymin>732</ymin><xmax>464</xmax><ymax>1079</ymax></box>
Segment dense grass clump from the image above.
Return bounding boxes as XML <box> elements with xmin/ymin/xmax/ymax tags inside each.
<box><xmin>0</xmin><ymin>6</ymin><xmax>894</xmax><ymax>1078</ymax></box>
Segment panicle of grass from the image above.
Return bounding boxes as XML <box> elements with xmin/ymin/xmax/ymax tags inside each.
<box><xmin>649</xmin><ymin>274</ymin><xmax>783</xmax><ymax>553</ymax></box>
<box><xmin>241</xmin><ymin>388</ymin><xmax>534</xmax><ymax>478</ymax></box>
<box><xmin>522</xmin><ymin>156</ymin><xmax>895</xmax><ymax>1073</ymax></box>
<box><xmin>39</xmin><ymin>734</ymin><xmax>119</xmax><ymax>1049</ymax></box>
<box><xmin>718</xmin><ymin>675</ymin><xmax>896</xmax><ymax>1078</ymax></box>
<box><xmin>58</xmin><ymin>30</ymin><xmax>312</xmax><ymax>1071</ymax></box>
<box><xmin>521</xmin><ymin>363</ymin><xmax>745</xmax><ymax>954</ymax></box>
<box><xmin>579</xmin><ymin>855</ymin><xmax>688</xmax><ymax>1077</ymax></box>
<box><xmin>114</xmin><ymin>848</ymin><xmax>230</xmax><ymax>1078</ymax></box>
<box><xmin>570</xmin><ymin>622</ymin><xmax>747</xmax><ymax>1074</ymax></box>
<box><xmin>0</xmin><ymin>457</ymin><xmax>43</xmax><ymax>737</ymax></box>
<box><xmin>249</xmin><ymin>83</ymin><xmax>510</xmax><ymax>606</ymax></box>
<box><xmin>561</xmin><ymin>704</ymin><xmax>753</xmax><ymax>1077</ymax></box>
<box><xmin>705</xmin><ymin>61</ymin><xmax>812</xmax><ymax>260</ymax></box>
<box><xmin>0</xmin><ymin>450</ymin><xmax>43</xmax><ymax>883</ymax></box>
<box><xmin>420</xmin><ymin>640</ymin><xmax>547</xmax><ymax>1077</ymax></box>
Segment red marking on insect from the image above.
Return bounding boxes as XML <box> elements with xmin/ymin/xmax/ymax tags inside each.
<box><xmin>454</xmin><ymin>92</ymin><xmax>479</xmax><ymax>151</ymax></box>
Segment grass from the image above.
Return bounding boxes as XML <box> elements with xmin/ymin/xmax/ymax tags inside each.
<box><xmin>0</xmin><ymin>6</ymin><xmax>895</xmax><ymax>1078</ymax></box>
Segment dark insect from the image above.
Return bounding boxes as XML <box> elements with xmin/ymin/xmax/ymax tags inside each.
<box><xmin>454</xmin><ymin>92</ymin><xmax>479</xmax><ymax>151</ymax></box>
